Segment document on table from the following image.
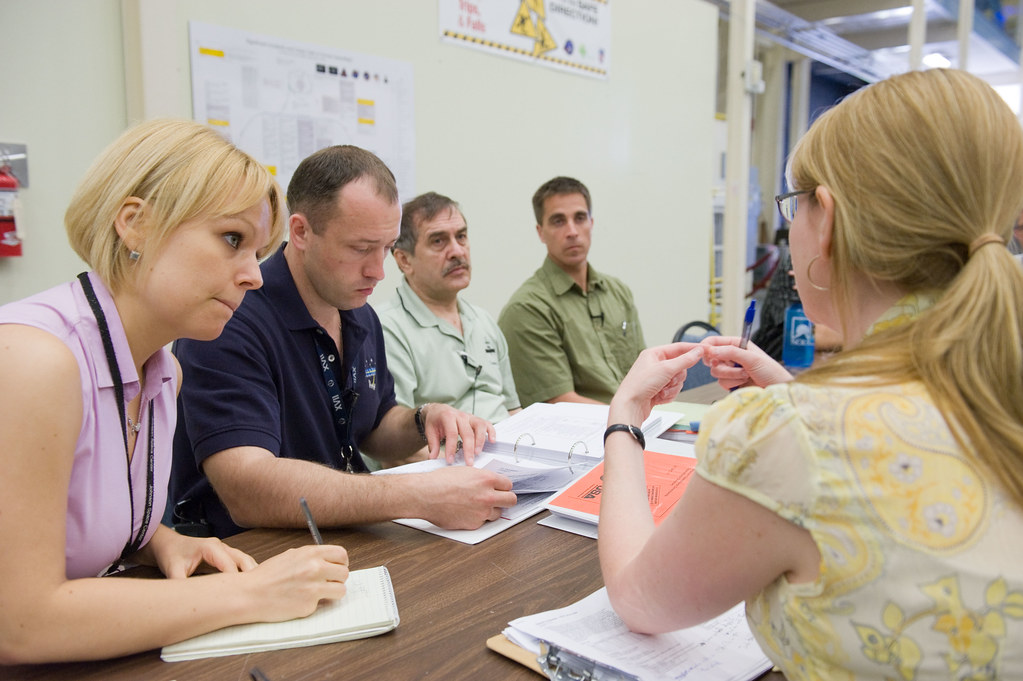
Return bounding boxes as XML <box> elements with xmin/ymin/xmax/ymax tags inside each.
<box><xmin>504</xmin><ymin>588</ymin><xmax>771</xmax><ymax>681</ymax></box>
<box><xmin>373</xmin><ymin>452</ymin><xmax>586</xmax><ymax>494</ymax></box>
<box><xmin>484</xmin><ymin>402</ymin><xmax>672</xmax><ymax>465</ymax></box>
<box><xmin>373</xmin><ymin>459</ymin><xmax>557</xmax><ymax>544</ymax></box>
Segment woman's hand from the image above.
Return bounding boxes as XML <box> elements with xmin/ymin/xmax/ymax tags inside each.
<box><xmin>610</xmin><ymin>343</ymin><xmax>704</xmax><ymax>426</ymax></box>
<box><xmin>244</xmin><ymin>544</ymin><xmax>350</xmax><ymax>622</ymax></box>
<box><xmin>139</xmin><ymin>525</ymin><xmax>258</xmax><ymax>578</ymax></box>
<box><xmin>699</xmin><ymin>336</ymin><xmax>794</xmax><ymax>389</ymax></box>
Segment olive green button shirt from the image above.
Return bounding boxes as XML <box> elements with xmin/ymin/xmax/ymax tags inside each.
<box><xmin>498</xmin><ymin>256</ymin><xmax>645</xmax><ymax>407</ymax></box>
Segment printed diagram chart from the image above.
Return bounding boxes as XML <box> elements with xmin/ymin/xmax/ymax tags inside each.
<box><xmin>189</xmin><ymin>21</ymin><xmax>415</xmax><ymax>197</ymax></box>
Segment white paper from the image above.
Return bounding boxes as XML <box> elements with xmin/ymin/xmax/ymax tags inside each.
<box><xmin>537</xmin><ymin>513</ymin><xmax>599</xmax><ymax>539</ymax></box>
<box><xmin>391</xmin><ymin>492</ymin><xmax>550</xmax><ymax>546</ymax></box>
<box><xmin>644</xmin><ymin>438</ymin><xmax>697</xmax><ymax>458</ymax></box>
<box><xmin>508</xmin><ymin>589</ymin><xmax>771</xmax><ymax>681</ymax></box>
<box><xmin>188</xmin><ymin>21</ymin><xmax>416</xmax><ymax>199</ymax></box>
<box><xmin>485</xmin><ymin>403</ymin><xmax>670</xmax><ymax>464</ymax></box>
<box><xmin>373</xmin><ymin>452</ymin><xmax>588</xmax><ymax>494</ymax></box>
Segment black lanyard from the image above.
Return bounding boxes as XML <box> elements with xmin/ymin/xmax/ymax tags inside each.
<box><xmin>77</xmin><ymin>273</ymin><xmax>155</xmax><ymax>565</ymax></box>
<box><xmin>314</xmin><ymin>332</ymin><xmax>359</xmax><ymax>472</ymax></box>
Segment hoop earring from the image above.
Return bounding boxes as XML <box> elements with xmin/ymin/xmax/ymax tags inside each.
<box><xmin>806</xmin><ymin>254</ymin><xmax>829</xmax><ymax>291</ymax></box>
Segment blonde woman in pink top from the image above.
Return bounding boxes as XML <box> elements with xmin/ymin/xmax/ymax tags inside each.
<box><xmin>0</xmin><ymin>119</ymin><xmax>349</xmax><ymax>664</ymax></box>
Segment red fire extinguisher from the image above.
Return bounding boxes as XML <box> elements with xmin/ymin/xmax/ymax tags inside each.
<box><xmin>0</xmin><ymin>163</ymin><xmax>22</xmax><ymax>257</ymax></box>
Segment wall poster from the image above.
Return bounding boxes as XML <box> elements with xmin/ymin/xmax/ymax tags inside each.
<box><xmin>439</xmin><ymin>0</ymin><xmax>610</xmax><ymax>80</ymax></box>
<box><xmin>189</xmin><ymin>21</ymin><xmax>416</xmax><ymax>198</ymax></box>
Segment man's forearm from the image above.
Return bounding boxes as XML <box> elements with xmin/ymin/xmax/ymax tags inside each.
<box><xmin>358</xmin><ymin>405</ymin><xmax>424</xmax><ymax>463</ymax></box>
<box><xmin>207</xmin><ymin>450</ymin><xmax>423</xmax><ymax>529</ymax></box>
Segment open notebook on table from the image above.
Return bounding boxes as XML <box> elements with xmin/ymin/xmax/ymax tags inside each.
<box><xmin>160</xmin><ymin>566</ymin><xmax>398</xmax><ymax>662</ymax></box>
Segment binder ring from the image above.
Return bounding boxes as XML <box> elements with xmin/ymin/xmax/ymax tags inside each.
<box><xmin>513</xmin><ymin>433</ymin><xmax>536</xmax><ymax>463</ymax></box>
<box><xmin>567</xmin><ymin>441</ymin><xmax>588</xmax><ymax>474</ymax></box>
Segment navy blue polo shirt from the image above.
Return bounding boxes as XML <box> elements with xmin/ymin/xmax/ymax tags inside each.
<box><xmin>170</xmin><ymin>244</ymin><xmax>397</xmax><ymax>537</ymax></box>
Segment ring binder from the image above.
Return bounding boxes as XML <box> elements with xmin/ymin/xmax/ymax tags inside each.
<box><xmin>501</xmin><ymin>591</ymin><xmax>772</xmax><ymax>681</ymax></box>
<box><xmin>486</xmin><ymin>403</ymin><xmax>668</xmax><ymax>472</ymax></box>
<box><xmin>540</xmin><ymin>643</ymin><xmax>640</xmax><ymax>681</ymax></box>
<box><xmin>513</xmin><ymin>432</ymin><xmax>537</xmax><ymax>463</ymax></box>
<box><xmin>566</xmin><ymin>440</ymin><xmax>588</xmax><ymax>474</ymax></box>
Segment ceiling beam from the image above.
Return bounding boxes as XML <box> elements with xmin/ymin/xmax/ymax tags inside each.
<box><xmin>773</xmin><ymin>0</ymin><xmax>914</xmax><ymax>23</ymax></box>
<box><xmin>841</xmin><ymin>20</ymin><xmax>957</xmax><ymax>50</ymax></box>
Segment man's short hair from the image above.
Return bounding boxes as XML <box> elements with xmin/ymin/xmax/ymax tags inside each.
<box><xmin>394</xmin><ymin>191</ymin><xmax>463</xmax><ymax>254</ymax></box>
<box><xmin>287</xmin><ymin>145</ymin><xmax>398</xmax><ymax>234</ymax></box>
<box><xmin>531</xmin><ymin>176</ymin><xmax>592</xmax><ymax>224</ymax></box>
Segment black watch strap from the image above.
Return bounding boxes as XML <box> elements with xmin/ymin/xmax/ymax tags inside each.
<box><xmin>414</xmin><ymin>404</ymin><xmax>429</xmax><ymax>442</ymax></box>
<box><xmin>603</xmin><ymin>423</ymin><xmax>645</xmax><ymax>450</ymax></box>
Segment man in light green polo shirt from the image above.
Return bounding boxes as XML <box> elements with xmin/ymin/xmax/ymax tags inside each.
<box><xmin>376</xmin><ymin>192</ymin><xmax>520</xmax><ymax>429</ymax></box>
<box><xmin>498</xmin><ymin>176</ymin><xmax>645</xmax><ymax>407</ymax></box>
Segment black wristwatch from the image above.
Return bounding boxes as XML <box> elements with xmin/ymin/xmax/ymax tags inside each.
<box><xmin>603</xmin><ymin>423</ymin><xmax>645</xmax><ymax>450</ymax></box>
<box><xmin>414</xmin><ymin>403</ymin><xmax>430</xmax><ymax>442</ymax></box>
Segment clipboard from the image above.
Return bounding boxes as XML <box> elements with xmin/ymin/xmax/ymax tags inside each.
<box><xmin>486</xmin><ymin>634</ymin><xmax>543</xmax><ymax>675</ymax></box>
<box><xmin>486</xmin><ymin>633</ymin><xmax>640</xmax><ymax>680</ymax></box>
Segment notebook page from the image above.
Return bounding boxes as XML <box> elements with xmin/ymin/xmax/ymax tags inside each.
<box><xmin>161</xmin><ymin>566</ymin><xmax>398</xmax><ymax>661</ymax></box>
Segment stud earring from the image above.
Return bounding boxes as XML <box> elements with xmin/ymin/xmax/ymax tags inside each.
<box><xmin>129</xmin><ymin>250</ymin><xmax>141</xmax><ymax>262</ymax></box>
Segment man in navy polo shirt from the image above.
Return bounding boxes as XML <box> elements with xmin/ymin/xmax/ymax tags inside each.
<box><xmin>170</xmin><ymin>145</ymin><xmax>516</xmax><ymax>538</ymax></box>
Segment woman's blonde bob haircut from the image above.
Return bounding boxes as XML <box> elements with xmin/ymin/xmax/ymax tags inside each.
<box><xmin>65</xmin><ymin>118</ymin><xmax>285</xmax><ymax>291</ymax></box>
<box><xmin>791</xmin><ymin>68</ymin><xmax>1023</xmax><ymax>508</ymax></box>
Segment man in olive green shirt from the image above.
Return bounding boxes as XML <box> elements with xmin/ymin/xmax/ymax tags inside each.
<box><xmin>498</xmin><ymin>177</ymin><xmax>645</xmax><ymax>407</ymax></box>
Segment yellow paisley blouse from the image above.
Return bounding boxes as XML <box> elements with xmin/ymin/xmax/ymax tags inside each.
<box><xmin>696</xmin><ymin>295</ymin><xmax>1023</xmax><ymax>680</ymax></box>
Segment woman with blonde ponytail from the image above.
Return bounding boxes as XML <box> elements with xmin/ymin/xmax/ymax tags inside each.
<box><xmin>598</xmin><ymin>68</ymin><xmax>1023</xmax><ymax>680</ymax></box>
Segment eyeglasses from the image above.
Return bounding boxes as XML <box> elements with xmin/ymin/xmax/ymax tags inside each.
<box><xmin>775</xmin><ymin>189</ymin><xmax>814</xmax><ymax>223</ymax></box>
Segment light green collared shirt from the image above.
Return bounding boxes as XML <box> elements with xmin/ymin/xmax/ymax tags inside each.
<box><xmin>375</xmin><ymin>277</ymin><xmax>519</xmax><ymax>423</ymax></box>
<box><xmin>498</xmin><ymin>256</ymin><xmax>645</xmax><ymax>407</ymax></box>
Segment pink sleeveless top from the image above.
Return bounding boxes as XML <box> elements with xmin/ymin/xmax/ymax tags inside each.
<box><xmin>0</xmin><ymin>273</ymin><xmax>176</xmax><ymax>578</ymax></box>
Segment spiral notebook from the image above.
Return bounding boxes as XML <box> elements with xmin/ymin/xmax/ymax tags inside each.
<box><xmin>160</xmin><ymin>566</ymin><xmax>399</xmax><ymax>662</ymax></box>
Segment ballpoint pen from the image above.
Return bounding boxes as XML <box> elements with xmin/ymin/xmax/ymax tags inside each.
<box><xmin>739</xmin><ymin>300</ymin><xmax>756</xmax><ymax>350</ymax></box>
<box><xmin>299</xmin><ymin>497</ymin><xmax>323</xmax><ymax>545</ymax></box>
<box><xmin>250</xmin><ymin>667</ymin><xmax>272</xmax><ymax>681</ymax></box>
<box><xmin>730</xmin><ymin>300</ymin><xmax>756</xmax><ymax>391</ymax></box>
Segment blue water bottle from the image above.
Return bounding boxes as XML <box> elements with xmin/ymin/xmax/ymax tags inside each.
<box><xmin>782</xmin><ymin>300</ymin><xmax>815</xmax><ymax>369</ymax></box>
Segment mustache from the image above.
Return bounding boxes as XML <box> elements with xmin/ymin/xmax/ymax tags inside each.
<box><xmin>443</xmin><ymin>259</ymin><xmax>469</xmax><ymax>276</ymax></box>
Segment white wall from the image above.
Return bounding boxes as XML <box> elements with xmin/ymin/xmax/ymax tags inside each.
<box><xmin>0</xmin><ymin>0</ymin><xmax>128</xmax><ymax>302</ymax></box>
<box><xmin>1</xmin><ymin>0</ymin><xmax>718</xmax><ymax>345</ymax></box>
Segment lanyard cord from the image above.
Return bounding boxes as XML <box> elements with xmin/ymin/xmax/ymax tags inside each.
<box><xmin>77</xmin><ymin>273</ymin><xmax>155</xmax><ymax>563</ymax></box>
<box><xmin>314</xmin><ymin>333</ymin><xmax>359</xmax><ymax>472</ymax></box>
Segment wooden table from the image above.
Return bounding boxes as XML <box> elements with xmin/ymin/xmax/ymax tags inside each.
<box><xmin>8</xmin><ymin>380</ymin><xmax>784</xmax><ymax>680</ymax></box>
<box><xmin>5</xmin><ymin>515</ymin><xmax>783</xmax><ymax>680</ymax></box>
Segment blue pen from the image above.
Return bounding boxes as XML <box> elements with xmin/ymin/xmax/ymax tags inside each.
<box><xmin>730</xmin><ymin>300</ymin><xmax>756</xmax><ymax>391</ymax></box>
<box><xmin>739</xmin><ymin>300</ymin><xmax>756</xmax><ymax>350</ymax></box>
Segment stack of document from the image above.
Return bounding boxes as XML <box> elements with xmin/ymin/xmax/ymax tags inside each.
<box><xmin>500</xmin><ymin>588</ymin><xmax>772</xmax><ymax>681</ymax></box>
<box><xmin>375</xmin><ymin>403</ymin><xmax>673</xmax><ymax>544</ymax></box>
